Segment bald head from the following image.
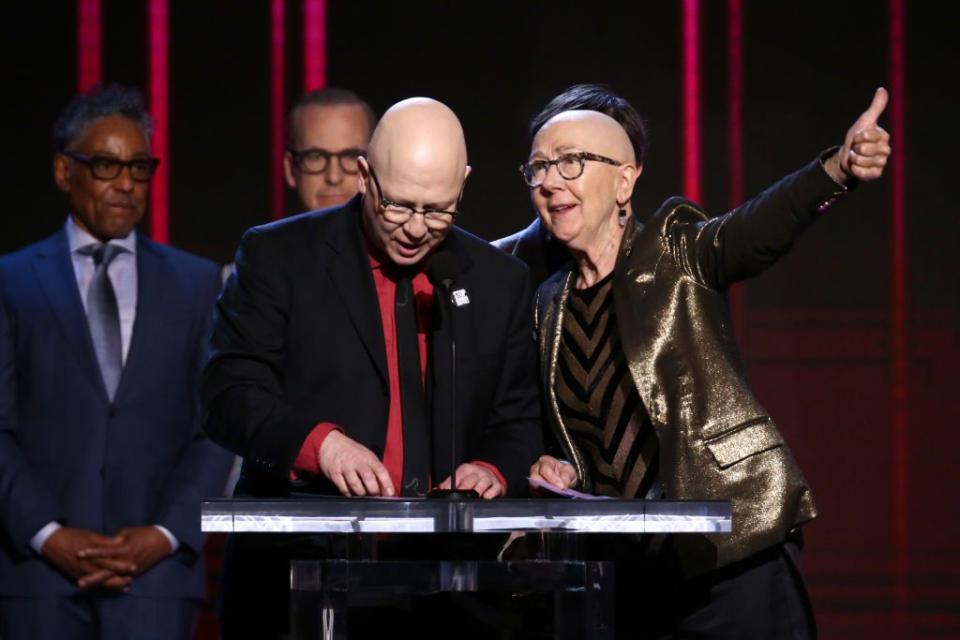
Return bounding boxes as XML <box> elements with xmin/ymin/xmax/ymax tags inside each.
<box><xmin>368</xmin><ymin>97</ymin><xmax>469</xmax><ymax>192</ymax></box>
<box><xmin>359</xmin><ymin>98</ymin><xmax>470</xmax><ymax>267</ymax></box>
<box><xmin>533</xmin><ymin>110</ymin><xmax>636</xmax><ymax>165</ymax></box>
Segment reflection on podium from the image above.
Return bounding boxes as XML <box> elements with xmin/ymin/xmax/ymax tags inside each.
<box><xmin>203</xmin><ymin>498</ymin><xmax>730</xmax><ymax>639</ymax></box>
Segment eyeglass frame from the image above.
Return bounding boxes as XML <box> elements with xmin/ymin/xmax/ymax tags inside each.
<box><xmin>519</xmin><ymin>151</ymin><xmax>624</xmax><ymax>188</ymax></box>
<box><xmin>365</xmin><ymin>163</ymin><xmax>462</xmax><ymax>230</ymax></box>
<box><xmin>63</xmin><ymin>151</ymin><xmax>160</xmax><ymax>182</ymax></box>
<box><xmin>290</xmin><ymin>147</ymin><xmax>366</xmax><ymax>175</ymax></box>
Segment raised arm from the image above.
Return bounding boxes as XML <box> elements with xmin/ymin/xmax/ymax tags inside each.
<box><xmin>676</xmin><ymin>88</ymin><xmax>891</xmax><ymax>290</ymax></box>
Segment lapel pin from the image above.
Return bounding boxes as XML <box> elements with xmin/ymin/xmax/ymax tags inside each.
<box><xmin>451</xmin><ymin>288</ymin><xmax>470</xmax><ymax>307</ymax></box>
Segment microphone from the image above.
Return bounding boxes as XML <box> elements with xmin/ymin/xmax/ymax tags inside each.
<box><xmin>425</xmin><ymin>249</ymin><xmax>459</xmax><ymax>288</ymax></box>
<box><xmin>425</xmin><ymin>250</ymin><xmax>477</xmax><ymax>500</ymax></box>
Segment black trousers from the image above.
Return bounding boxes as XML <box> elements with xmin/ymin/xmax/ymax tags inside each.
<box><xmin>603</xmin><ymin>535</ymin><xmax>817</xmax><ymax>640</ymax></box>
<box><xmin>217</xmin><ymin>532</ymin><xmax>306</xmax><ymax>640</ymax></box>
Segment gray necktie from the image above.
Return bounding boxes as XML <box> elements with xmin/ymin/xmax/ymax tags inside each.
<box><xmin>79</xmin><ymin>243</ymin><xmax>125</xmax><ymax>400</ymax></box>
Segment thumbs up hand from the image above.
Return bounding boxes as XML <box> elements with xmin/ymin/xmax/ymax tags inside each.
<box><xmin>825</xmin><ymin>88</ymin><xmax>892</xmax><ymax>184</ymax></box>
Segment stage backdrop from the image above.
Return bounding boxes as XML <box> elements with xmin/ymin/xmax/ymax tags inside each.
<box><xmin>4</xmin><ymin>1</ymin><xmax>958</xmax><ymax>638</ymax></box>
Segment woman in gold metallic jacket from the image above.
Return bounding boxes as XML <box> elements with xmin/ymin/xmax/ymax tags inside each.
<box><xmin>498</xmin><ymin>84</ymin><xmax>890</xmax><ymax>639</ymax></box>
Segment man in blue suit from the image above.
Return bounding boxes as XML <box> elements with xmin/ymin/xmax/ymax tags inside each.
<box><xmin>0</xmin><ymin>85</ymin><xmax>232</xmax><ymax>639</ymax></box>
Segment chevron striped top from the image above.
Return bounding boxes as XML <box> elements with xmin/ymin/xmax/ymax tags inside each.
<box><xmin>556</xmin><ymin>274</ymin><xmax>659</xmax><ymax>498</ymax></box>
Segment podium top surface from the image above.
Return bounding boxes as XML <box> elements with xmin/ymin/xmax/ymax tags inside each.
<box><xmin>202</xmin><ymin>497</ymin><xmax>731</xmax><ymax>534</ymax></box>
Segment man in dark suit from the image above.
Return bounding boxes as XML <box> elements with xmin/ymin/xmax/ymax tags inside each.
<box><xmin>219</xmin><ymin>87</ymin><xmax>377</xmax><ymax>284</ymax></box>
<box><xmin>203</xmin><ymin>97</ymin><xmax>543</xmax><ymax>637</ymax></box>
<box><xmin>283</xmin><ymin>86</ymin><xmax>377</xmax><ymax>213</ymax></box>
<box><xmin>0</xmin><ymin>85</ymin><xmax>232</xmax><ymax>639</ymax></box>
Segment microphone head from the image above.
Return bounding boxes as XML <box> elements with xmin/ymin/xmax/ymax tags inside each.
<box><xmin>425</xmin><ymin>249</ymin><xmax>459</xmax><ymax>286</ymax></box>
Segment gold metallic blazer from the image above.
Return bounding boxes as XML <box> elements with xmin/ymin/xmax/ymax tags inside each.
<box><xmin>535</xmin><ymin>155</ymin><xmax>849</xmax><ymax>573</ymax></box>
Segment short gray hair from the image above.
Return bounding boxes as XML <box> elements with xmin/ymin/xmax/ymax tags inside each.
<box><xmin>52</xmin><ymin>84</ymin><xmax>153</xmax><ymax>152</ymax></box>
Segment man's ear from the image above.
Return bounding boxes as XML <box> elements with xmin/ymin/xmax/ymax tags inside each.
<box><xmin>463</xmin><ymin>164</ymin><xmax>472</xmax><ymax>183</ymax></box>
<box><xmin>53</xmin><ymin>153</ymin><xmax>72</xmax><ymax>194</ymax></box>
<box><xmin>356</xmin><ymin>156</ymin><xmax>370</xmax><ymax>195</ymax></box>
<box><xmin>282</xmin><ymin>152</ymin><xmax>298</xmax><ymax>189</ymax></box>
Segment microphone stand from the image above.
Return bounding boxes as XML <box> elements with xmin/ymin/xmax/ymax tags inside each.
<box><xmin>428</xmin><ymin>279</ymin><xmax>478</xmax><ymax>501</ymax></box>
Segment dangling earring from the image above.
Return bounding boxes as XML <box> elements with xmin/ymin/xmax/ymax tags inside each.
<box><xmin>618</xmin><ymin>208</ymin><xmax>628</xmax><ymax>227</ymax></box>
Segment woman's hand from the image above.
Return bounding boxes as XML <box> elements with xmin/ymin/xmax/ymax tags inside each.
<box><xmin>824</xmin><ymin>87</ymin><xmax>891</xmax><ymax>184</ymax></box>
<box><xmin>529</xmin><ymin>455</ymin><xmax>578</xmax><ymax>490</ymax></box>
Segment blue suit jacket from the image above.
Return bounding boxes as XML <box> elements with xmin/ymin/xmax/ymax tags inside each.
<box><xmin>0</xmin><ymin>228</ymin><xmax>233</xmax><ymax>598</ymax></box>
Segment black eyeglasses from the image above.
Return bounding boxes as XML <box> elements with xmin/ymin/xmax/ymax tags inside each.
<box><xmin>367</xmin><ymin>165</ymin><xmax>460</xmax><ymax>230</ymax></box>
<box><xmin>64</xmin><ymin>152</ymin><xmax>160</xmax><ymax>182</ymax></box>
<box><xmin>291</xmin><ymin>147</ymin><xmax>366</xmax><ymax>175</ymax></box>
<box><xmin>519</xmin><ymin>151</ymin><xmax>623</xmax><ymax>188</ymax></box>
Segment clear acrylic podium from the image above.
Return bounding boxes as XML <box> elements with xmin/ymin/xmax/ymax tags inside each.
<box><xmin>202</xmin><ymin>498</ymin><xmax>730</xmax><ymax>639</ymax></box>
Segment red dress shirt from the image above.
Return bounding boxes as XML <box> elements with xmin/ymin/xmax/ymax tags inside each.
<box><xmin>291</xmin><ymin>248</ymin><xmax>505</xmax><ymax>493</ymax></box>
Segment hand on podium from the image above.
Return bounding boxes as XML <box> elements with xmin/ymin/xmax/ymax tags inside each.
<box><xmin>436</xmin><ymin>462</ymin><xmax>504</xmax><ymax>499</ymax></box>
<box><xmin>529</xmin><ymin>455</ymin><xmax>578</xmax><ymax>493</ymax></box>
<box><xmin>319</xmin><ymin>430</ymin><xmax>396</xmax><ymax>497</ymax></box>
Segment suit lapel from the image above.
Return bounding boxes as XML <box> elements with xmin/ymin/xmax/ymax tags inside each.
<box><xmin>321</xmin><ymin>198</ymin><xmax>388</xmax><ymax>385</ymax></box>
<box><xmin>114</xmin><ymin>237</ymin><xmax>170</xmax><ymax>402</ymax></box>
<box><xmin>542</xmin><ymin>270</ymin><xmax>590</xmax><ymax>487</ymax></box>
<box><xmin>32</xmin><ymin>231</ymin><xmax>109</xmax><ymax>402</ymax></box>
<box><xmin>428</xmin><ymin>231</ymin><xmax>476</xmax><ymax>479</ymax></box>
<box><xmin>446</xmin><ymin>234</ymin><xmax>478</xmax><ymax>380</ymax></box>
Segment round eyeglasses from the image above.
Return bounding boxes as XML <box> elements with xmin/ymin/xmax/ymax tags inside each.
<box><xmin>367</xmin><ymin>165</ymin><xmax>460</xmax><ymax>231</ymax></box>
<box><xmin>519</xmin><ymin>151</ymin><xmax>623</xmax><ymax>188</ymax></box>
<box><xmin>291</xmin><ymin>147</ymin><xmax>366</xmax><ymax>175</ymax></box>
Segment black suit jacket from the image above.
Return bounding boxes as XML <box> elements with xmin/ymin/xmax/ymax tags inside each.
<box><xmin>492</xmin><ymin>217</ymin><xmax>571</xmax><ymax>288</ymax></box>
<box><xmin>202</xmin><ymin>196</ymin><xmax>543</xmax><ymax>496</ymax></box>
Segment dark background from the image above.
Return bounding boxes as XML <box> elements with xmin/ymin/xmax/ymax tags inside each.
<box><xmin>4</xmin><ymin>1</ymin><xmax>958</xmax><ymax>638</ymax></box>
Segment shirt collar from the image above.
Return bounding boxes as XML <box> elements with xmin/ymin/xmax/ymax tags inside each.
<box><xmin>366</xmin><ymin>239</ymin><xmax>388</xmax><ymax>271</ymax></box>
<box><xmin>366</xmin><ymin>243</ymin><xmax>436</xmax><ymax>283</ymax></box>
<box><xmin>66</xmin><ymin>215</ymin><xmax>138</xmax><ymax>256</ymax></box>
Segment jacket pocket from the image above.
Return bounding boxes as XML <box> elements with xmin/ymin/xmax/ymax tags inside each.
<box><xmin>703</xmin><ymin>417</ymin><xmax>784</xmax><ymax>469</ymax></box>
